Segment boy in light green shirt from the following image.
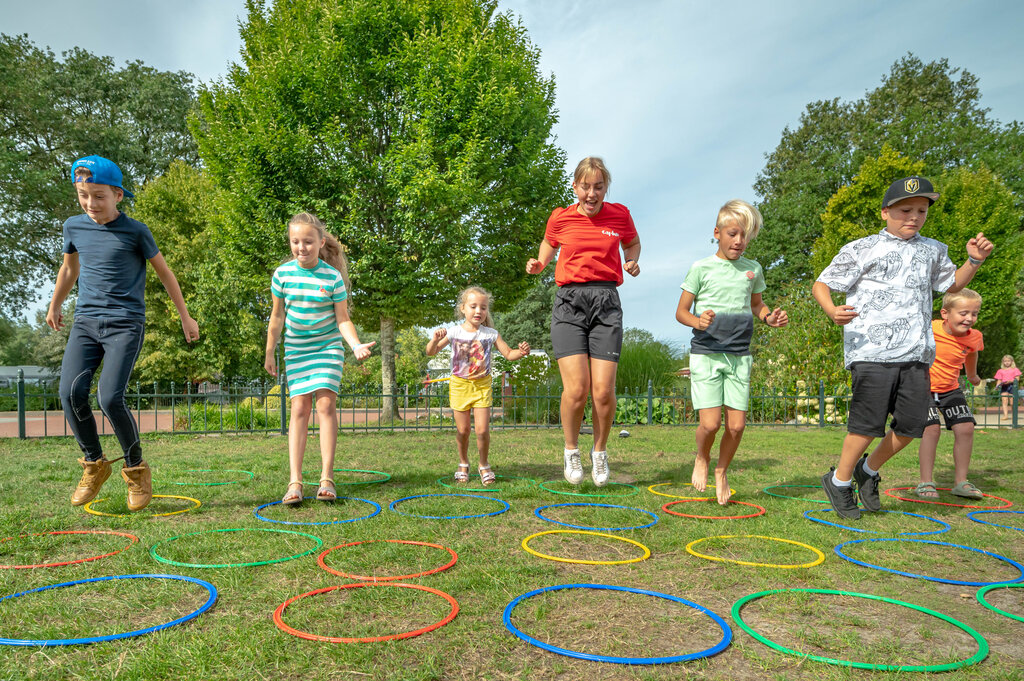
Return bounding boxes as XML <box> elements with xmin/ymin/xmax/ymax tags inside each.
<box><xmin>676</xmin><ymin>200</ymin><xmax>788</xmax><ymax>504</ymax></box>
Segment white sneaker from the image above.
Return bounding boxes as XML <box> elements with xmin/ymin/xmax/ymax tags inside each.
<box><xmin>563</xmin><ymin>449</ymin><xmax>584</xmax><ymax>485</ymax></box>
<box><xmin>591</xmin><ymin>450</ymin><xmax>609</xmax><ymax>487</ymax></box>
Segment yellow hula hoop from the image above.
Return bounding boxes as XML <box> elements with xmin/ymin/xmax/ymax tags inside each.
<box><xmin>83</xmin><ymin>495</ymin><xmax>201</xmax><ymax>518</ymax></box>
<box><xmin>647</xmin><ymin>482</ymin><xmax>736</xmax><ymax>500</ymax></box>
<box><xmin>686</xmin><ymin>534</ymin><xmax>825</xmax><ymax>569</ymax></box>
<box><xmin>521</xmin><ymin>529</ymin><xmax>651</xmax><ymax>565</ymax></box>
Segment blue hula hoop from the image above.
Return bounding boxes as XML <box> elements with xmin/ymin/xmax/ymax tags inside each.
<box><xmin>533</xmin><ymin>503</ymin><xmax>659</xmax><ymax>531</ymax></box>
<box><xmin>253</xmin><ymin>496</ymin><xmax>381</xmax><ymax>526</ymax></box>
<box><xmin>803</xmin><ymin>509</ymin><xmax>949</xmax><ymax>536</ymax></box>
<box><xmin>0</xmin><ymin>574</ymin><xmax>217</xmax><ymax>647</ymax></box>
<box><xmin>389</xmin><ymin>493</ymin><xmax>510</xmax><ymax>520</ymax></box>
<box><xmin>967</xmin><ymin>510</ymin><xmax>1024</xmax><ymax>532</ymax></box>
<box><xmin>834</xmin><ymin>538</ymin><xmax>1024</xmax><ymax>586</ymax></box>
<box><xmin>503</xmin><ymin>583</ymin><xmax>731</xmax><ymax>664</ymax></box>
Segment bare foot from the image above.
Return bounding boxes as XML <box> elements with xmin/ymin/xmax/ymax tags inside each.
<box><xmin>715</xmin><ymin>469</ymin><xmax>731</xmax><ymax>505</ymax></box>
<box><xmin>691</xmin><ymin>454</ymin><xmax>710</xmax><ymax>492</ymax></box>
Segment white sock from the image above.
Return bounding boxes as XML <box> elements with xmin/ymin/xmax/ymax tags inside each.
<box><xmin>565</xmin><ymin>447</ymin><xmax>579</xmax><ymax>456</ymax></box>
<box><xmin>592</xmin><ymin>450</ymin><xmax>607</xmax><ymax>457</ymax></box>
<box><xmin>862</xmin><ymin>460</ymin><xmax>878</xmax><ymax>476</ymax></box>
<box><xmin>832</xmin><ymin>473</ymin><xmax>852</xmax><ymax>487</ymax></box>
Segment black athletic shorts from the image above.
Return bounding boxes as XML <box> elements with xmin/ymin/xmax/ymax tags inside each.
<box><xmin>847</xmin><ymin>361</ymin><xmax>930</xmax><ymax>438</ymax></box>
<box><xmin>925</xmin><ymin>388</ymin><xmax>976</xmax><ymax>429</ymax></box>
<box><xmin>550</xmin><ymin>282</ymin><xmax>623</xmax><ymax>362</ymax></box>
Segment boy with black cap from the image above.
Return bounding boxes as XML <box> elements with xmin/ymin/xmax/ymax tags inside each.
<box><xmin>812</xmin><ymin>176</ymin><xmax>993</xmax><ymax>519</ymax></box>
<box><xmin>47</xmin><ymin>155</ymin><xmax>200</xmax><ymax>511</ymax></box>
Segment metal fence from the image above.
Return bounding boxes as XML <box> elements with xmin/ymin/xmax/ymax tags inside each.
<box><xmin>1</xmin><ymin>369</ymin><xmax>1019</xmax><ymax>439</ymax></box>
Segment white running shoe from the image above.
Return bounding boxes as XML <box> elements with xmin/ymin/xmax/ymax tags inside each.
<box><xmin>591</xmin><ymin>450</ymin><xmax>609</xmax><ymax>487</ymax></box>
<box><xmin>563</xmin><ymin>449</ymin><xmax>584</xmax><ymax>485</ymax></box>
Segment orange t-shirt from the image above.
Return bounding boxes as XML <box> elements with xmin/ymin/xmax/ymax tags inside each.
<box><xmin>929</xmin><ymin>319</ymin><xmax>983</xmax><ymax>392</ymax></box>
<box><xmin>544</xmin><ymin>202</ymin><xmax>638</xmax><ymax>286</ymax></box>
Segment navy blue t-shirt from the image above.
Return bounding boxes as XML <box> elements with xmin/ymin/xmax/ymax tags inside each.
<box><xmin>62</xmin><ymin>212</ymin><xmax>160</xmax><ymax>320</ymax></box>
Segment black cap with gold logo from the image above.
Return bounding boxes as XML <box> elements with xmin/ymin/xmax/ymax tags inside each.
<box><xmin>882</xmin><ymin>176</ymin><xmax>939</xmax><ymax>208</ymax></box>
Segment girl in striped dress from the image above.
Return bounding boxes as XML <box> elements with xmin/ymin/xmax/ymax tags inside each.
<box><xmin>265</xmin><ymin>213</ymin><xmax>374</xmax><ymax>504</ymax></box>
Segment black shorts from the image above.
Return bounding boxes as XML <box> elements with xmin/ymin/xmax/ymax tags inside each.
<box><xmin>999</xmin><ymin>384</ymin><xmax>1015</xmax><ymax>395</ymax></box>
<box><xmin>926</xmin><ymin>389</ymin><xmax>976</xmax><ymax>429</ymax></box>
<box><xmin>551</xmin><ymin>282</ymin><xmax>623</xmax><ymax>362</ymax></box>
<box><xmin>847</xmin><ymin>362</ymin><xmax>930</xmax><ymax>438</ymax></box>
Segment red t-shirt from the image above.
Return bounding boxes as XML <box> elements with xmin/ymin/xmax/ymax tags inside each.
<box><xmin>544</xmin><ymin>202</ymin><xmax>638</xmax><ymax>286</ymax></box>
<box><xmin>930</xmin><ymin>319</ymin><xmax>984</xmax><ymax>392</ymax></box>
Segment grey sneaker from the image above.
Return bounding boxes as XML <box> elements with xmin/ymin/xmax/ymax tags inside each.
<box><xmin>591</xmin><ymin>450</ymin><xmax>609</xmax><ymax>487</ymax></box>
<box><xmin>852</xmin><ymin>455</ymin><xmax>881</xmax><ymax>512</ymax></box>
<box><xmin>563</xmin><ymin>449</ymin><xmax>584</xmax><ymax>485</ymax></box>
<box><xmin>821</xmin><ymin>468</ymin><xmax>861</xmax><ymax>519</ymax></box>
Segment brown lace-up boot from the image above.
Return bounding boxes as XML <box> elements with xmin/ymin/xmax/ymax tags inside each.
<box><xmin>71</xmin><ymin>457</ymin><xmax>112</xmax><ymax>506</ymax></box>
<box><xmin>120</xmin><ymin>461</ymin><xmax>153</xmax><ymax>511</ymax></box>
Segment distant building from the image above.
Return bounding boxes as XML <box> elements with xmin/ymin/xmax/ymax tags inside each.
<box><xmin>0</xmin><ymin>366</ymin><xmax>56</xmax><ymax>387</ymax></box>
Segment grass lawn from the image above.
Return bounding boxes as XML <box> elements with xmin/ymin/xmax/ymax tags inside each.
<box><xmin>1</xmin><ymin>426</ymin><xmax>1022</xmax><ymax>681</ymax></box>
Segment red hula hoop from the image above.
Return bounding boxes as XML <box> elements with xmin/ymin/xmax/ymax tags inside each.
<box><xmin>662</xmin><ymin>499</ymin><xmax>767</xmax><ymax>519</ymax></box>
<box><xmin>318</xmin><ymin>540</ymin><xmax>458</xmax><ymax>582</ymax></box>
<box><xmin>0</xmin><ymin>530</ymin><xmax>140</xmax><ymax>569</ymax></box>
<box><xmin>883</xmin><ymin>487</ymin><xmax>1013</xmax><ymax>510</ymax></box>
<box><xmin>273</xmin><ymin>582</ymin><xmax>459</xmax><ymax>643</ymax></box>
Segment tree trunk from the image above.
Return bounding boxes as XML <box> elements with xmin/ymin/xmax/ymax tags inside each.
<box><xmin>380</xmin><ymin>316</ymin><xmax>398</xmax><ymax>419</ymax></box>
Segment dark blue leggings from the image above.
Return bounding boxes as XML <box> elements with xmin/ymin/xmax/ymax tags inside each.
<box><xmin>59</xmin><ymin>317</ymin><xmax>145</xmax><ymax>466</ymax></box>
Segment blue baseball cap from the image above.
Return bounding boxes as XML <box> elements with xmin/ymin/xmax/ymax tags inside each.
<box><xmin>71</xmin><ymin>155</ymin><xmax>134</xmax><ymax>198</ymax></box>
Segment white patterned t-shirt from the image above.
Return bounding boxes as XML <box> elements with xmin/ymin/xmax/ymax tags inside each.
<box><xmin>448</xmin><ymin>325</ymin><xmax>499</xmax><ymax>380</ymax></box>
<box><xmin>816</xmin><ymin>229</ymin><xmax>956</xmax><ymax>368</ymax></box>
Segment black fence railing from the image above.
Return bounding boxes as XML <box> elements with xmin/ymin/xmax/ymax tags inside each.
<box><xmin>2</xmin><ymin>370</ymin><xmax>1019</xmax><ymax>439</ymax></box>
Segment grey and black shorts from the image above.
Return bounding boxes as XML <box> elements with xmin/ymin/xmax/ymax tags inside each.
<box><xmin>847</xmin><ymin>361</ymin><xmax>930</xmax><ymax>438</ymax></box>
<box><xmin>551</xmin><ymin>282</ymin><xmax>623</xmax><ymax>362</ymax></box>
<box><xmin>926</xmin><ymin>388</ymin><xmax>976</xmax><ymax>429</ymax></box>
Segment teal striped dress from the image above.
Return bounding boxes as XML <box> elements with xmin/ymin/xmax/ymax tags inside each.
<box><xmin>271</xmin><ymin>259</ymin><xmax>348</xmax><ymax>396</ymax></box>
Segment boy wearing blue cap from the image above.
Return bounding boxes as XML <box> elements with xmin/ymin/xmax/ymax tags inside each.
<box><xmin>47</xmin><ymin>155</ymin><xmax>200</xmax><ymax>511</ymax></box>
<box><xmin>812</xmin><ymin>176</ymin><xmax>992</xmax><ymax>520</ymax></box>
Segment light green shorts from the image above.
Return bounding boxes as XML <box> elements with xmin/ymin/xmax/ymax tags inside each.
<box><xmin>689</xmin><ymin>353</ymin><xmax>752</xmax><ymax>411</ymax></box>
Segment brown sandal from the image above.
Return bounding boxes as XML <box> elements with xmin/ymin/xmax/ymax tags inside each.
<box><xmin>282</xmin><ymin>481</ymin><xmax>304</xmax><ymax>505</ymax></box>
<box><xmin>316</xmin><ymin>478</ymin><xmax>337</xmax><ymax>502</ymax></box>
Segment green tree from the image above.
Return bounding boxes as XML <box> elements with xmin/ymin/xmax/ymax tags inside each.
<box><xmin>0</xmin><ymin>34</ymin><xmax>198</xmax><ymax>317</ymax></box>
<box><xmin>492</xmin><ymin>269</ymin><xmax>557</xmax><ymax>354</ymax></box>
<box><xmin>758</xmin><ymin>148</ymin><xmax>1024</xmax><ymax>381</ymax></box>
<box><xmin>130</xmin><ymin>161</ymin><xmax>254</xmax><ymax>384</ymax></box>
<box><xmin>0</xmin><ymin>318</ymin><xmax>34</xmax><ymax>366</ymax></box>
<box><xmin>192</xmin><ymin>0</ymin><xmax>567</xmax><ymax>415</ymax></box>
<box><xmin>750</xmin><ymin>54</ymin><xmax>1024</xmax><ymax>291</ymax></box>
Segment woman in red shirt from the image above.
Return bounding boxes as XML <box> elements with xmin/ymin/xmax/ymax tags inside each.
<box><xmin>526</xmin><ymin>157</ymin><xmax>641</xmax><ymax>486</ymax></box>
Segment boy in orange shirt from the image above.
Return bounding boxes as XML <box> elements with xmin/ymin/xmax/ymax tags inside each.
<box><xmin>916</xmin><ymin>289</ymin><xmax>984</xmax><ymax>499</ymax></box>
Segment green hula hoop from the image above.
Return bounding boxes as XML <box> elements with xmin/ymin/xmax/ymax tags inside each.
<box><xmin>163</xmin><ymin>469</ymin><xmax>255</xmax><ymax>486</ymax></box>
<box><xmin>537</xmin><ymin>480</ymin><xmax>639</xmax><ymax>498</ymax></box>
<box><xmin>976</xmin><ymin>583</ymin><xmax>1024</xmax><ymax>623</ymax></box>
<box><xmin>731</xmin><ymin>588</ymin><xmax>988</xmax><ymax>672</ymax></box>
<box><xmin>436</xmin><ymin>475</ymin><xmax>536</xmax><ymax>493</ymax></box>
<box><xmin>762</xmin><ymin>485</ymin><xmax>829</xmax><ymax>503</ymax></box>
<box><xmin>303</xmin><ymin>468</ymin><xmax>392</xmax><ymax>486</ymax></box>
<box><xmin>149</xmin><ymin>528</ymin><xmax>323</xmax><ymax>568</ymax></box>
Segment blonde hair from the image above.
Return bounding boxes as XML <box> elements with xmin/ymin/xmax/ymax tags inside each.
<box><xmin>1001</xmin><ymin>355</ymin><xmax>1017</xmax><ymax>369</ymax></box>
<box><xmin>717</xmin><ymin>200</ymin><xmax>763</xmax><ymax>241</ymax></box>
<box><xmin>287</xmin><ymin>212</ymin><xmax>352</xmax><ymax>296</ymax></box>
<box><xmin>573</xmin><ymin>157</ymin><xmax>611</xmax><ymax>186</ymax></box>
<box><xmin>456</xmin><ymin>286</ymin><xmax>494</xmax><ymax>327</ymax></box>
<box><xmin>941</xmin><ymin>288</ymin><xmax>982</xmax><ymax>311</ymax></box>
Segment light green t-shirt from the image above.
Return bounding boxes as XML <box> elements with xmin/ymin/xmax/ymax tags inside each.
<box><xmin>681</xmin><ymin>254</ymin><xmax>765</xmax><ymax>355</ymax></box>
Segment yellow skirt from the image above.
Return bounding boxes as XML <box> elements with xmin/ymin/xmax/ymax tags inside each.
<box><xmin>449</xmin><ymin>375</ymin><xmax>493</xmax><ymax>411</ymax></box>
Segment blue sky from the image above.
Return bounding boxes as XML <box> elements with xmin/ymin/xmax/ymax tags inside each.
<box><xmin>8</xmin><ymin>0</ymin><xmax>1024</xmax><ymax>346</ymax></box>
